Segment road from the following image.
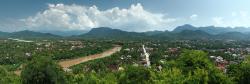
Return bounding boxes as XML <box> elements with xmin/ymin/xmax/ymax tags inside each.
<box><xmin>58</xmin><ymin>46</ymin><xmax>121</xmax><ymax>68</ymax></box>
<box><xmin>14</xmin><ymin>46</ymin><xmax>122</xmax><ymax>75</ymax></box>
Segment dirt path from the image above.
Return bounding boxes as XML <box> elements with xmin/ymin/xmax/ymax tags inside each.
<box><xmin>59</xmin><ymin>46</ymin><xmax>121</xmax><ymax>68</ymax></box>
<box><xmin>14</xmin><ymin>46</ymin><xmax>122</xmax><ymax>75</ymax></box>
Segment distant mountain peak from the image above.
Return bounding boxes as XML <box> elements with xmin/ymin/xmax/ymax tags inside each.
<box><xmin>91</xmin><ymin>27</ymin><xmax>112</xmax><ymax>30</ymax></box>
<box><xmin>182</xmin><ymin>24</ymin><xmax>195</xmax><ymax>27</ymax></box>
<box><xmin>80</xmin><ymin>27</ymin><xmax>146</xmax><ymax>40</ymax></box>
<box><xmin>9</xmin><ymin>30</ymin><xmax>60</xmax><ymax>39</ymax></box>
<box><xmin>173</xmin><ymin>24</ymin><xmax>197</xmax><ymax>33</ymax></box>
<box><xmin>87</xmin><ymin>27</ymin><xmax>124</xmax><ymax>34</ymax></box>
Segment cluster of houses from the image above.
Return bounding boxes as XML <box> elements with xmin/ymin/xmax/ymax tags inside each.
<box><xmin>8</xmin><ymin>38</ymin><xmax>33</xmax><ymax>42</ymax></box>
<box><xmin>210</xmin><ymin>49</ymin><xmax>247</xmax><ymax>72</ymax></box>
<box><xmin>167</xmin><ymin>48</ymin><xmax>179</xmax><ymax>53</ymax></box>
<box><xmin>205</xmin><ymin>47</ymin><xmax>250</xmax><ymax>72</ymax></box>
<box><xmin>210</xmin><ymin>56</ymin><xmax>228</xmax><ymax>72</ymax></box>
<box><xmin>121</xmin><ymin>45</ymin><xmax>152</xmax><ymax>68</ymax></box>
<box><xmin>69</xmin><ymin>41</ymin><xmax>84</xmax><ymax>50</ymax></box>
<box><xmin>121</xmin><ymin>43</ymin><xmax>249</xmax><ymax>73</ymax></box>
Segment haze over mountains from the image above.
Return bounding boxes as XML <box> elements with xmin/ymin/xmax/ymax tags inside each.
<box><xmin>173</xmin><ymin>24</ymin><xmax>250</xmax><ymax>35</ymax></box>
<box><xmin>0</xmin><ymin>30</ymin><xmax>61</xmax><ymax>39</ymax></box>
<box><xmin>1</xmin><ymin>24</ymin><xmax>250</xmax><ymax>40</ymax></box>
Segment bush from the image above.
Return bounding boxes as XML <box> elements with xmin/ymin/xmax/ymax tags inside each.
<box><xmin>21</xmin><ymin>56</ymin><xmax>66</xmax><ymax>84</ymax></box>
<box><xmin>0</xmin><ymin>66</ymin><xmax>20</xmax><ymax>84</ymax></box>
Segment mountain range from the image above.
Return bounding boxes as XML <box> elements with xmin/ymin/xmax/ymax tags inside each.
<box><xmin>79</xmin><ymin>27</ymin><xmax>147</xmax><ymax>40</ymax></box>
<box><xmin>0</xmin><ymin>30</ymin><xmax>61</xmax><ymax>39</ymax></box>
<box><xmin>1</xmin><ymin>24</ymin><xmax>250</xmax><ymax>40</ymax></box>
<box><xmin>173</xmin><ymin>24</ymin><xmax>250</xmax><ymax>35</ymax></box>
<box><xmin>78</xmin><ymin>25</ymin><xmax>250</xmax><ymax>40</ymax></box>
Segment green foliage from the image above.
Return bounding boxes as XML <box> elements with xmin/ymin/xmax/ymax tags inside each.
<box><xmin>177</xmin><ymin>50</ymin><xmax>233</xmax><ymax>84</ymax></box>
<box><xmin>118</xmin><ymin>66</ymin><xmax>153</xmax><ymax>84</ymax></box>
<box><xmin>238</xmin><ymin>58</ymin><xmax>250</xmax><ymax>83</ymax></box>
<box><xmin>178</xmin><ymin>50</ymin><xmax>213</xmax><ymax>72</ymax></box>
<box><xmin>153</xmin><ymin>68</ymin><xmax>185</xmax><ymax>84</ymax></box>
<box><xmin>228</xmin><ymin>56</ymin><xmax>250</xmax><ymax>84</ymax></box>
<box><xmin>1</xmin><ymin>40</ymin><xmax>249</xmax><ymax>83</ymax></box>
<box><xmin>185</xmin><ymin>68</ymin><xmax>209</xmax><ymax>84</ymax></box>
<box><xmin>0</xmin><ymin>66</ymin><xmax>20</xmax><ymax>84</ymax></box>
<box><xmin>0</xmin><ymin>66</ymin><xmax>8</xmax><ymax>77</ymax></box>
<box><xmin>208</xmin><ymin>68</ymin><xmax>234</xmax><ymax>84</ymax></box>
<box><xmin>65</xmin><ymin>71</ymin><xmax>118</xmax><ymax>84</ymax></box>
<box><xmin>0</xmin><ymin>40</ymin><xmax>112</xmax><ymax>65</ymax></box>
<box><xmin>21</xmin><ymin>56</ymin><xmax>66</xmax><ymax>84</ymax></box>
<box><xmin>70</xmin><ymin>47</ymin><xmax>234</xmax><ymax>84</ymax></box>
<box><xmin>150</xmin><ymin>52</ymin><xmax>164</xmax><ymax>64</ymax></box>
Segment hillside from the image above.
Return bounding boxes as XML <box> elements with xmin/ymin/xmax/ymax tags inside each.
<box><xmin>80</xmin><ymin>27</ymin><xmax>147</xmax><ymax>40</ymax></box>
<box><xmin>0</xmin><ymin>30</ymin><xmax>61</xmax><ymax>39</ymax></box>
<box><xmin>1</xmin><ymin>25</ymin><xmax>250</xmax><ymax>40</ymax></box>
<box><xmin>77</xmin><ymin>27</ymin><xmax>250</xmax><ymax>40</ymax></box>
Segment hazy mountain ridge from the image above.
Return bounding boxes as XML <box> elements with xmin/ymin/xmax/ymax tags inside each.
<box><xmin>80</xmin><ymin>26</ymin><xmax>250</xmax><ymax>40</ymax></box>
<box><xmin>0</xmin><ymin>30</ymin><xmax>61</xmax><ymax>39</ymax></box>
<box><xmin>214</xmin><ymin>32</ymin><xmax>249</xmax><ymax>40</ymax></box>
<box><xmin>1</xmin><ymin>24</ymin><xmax>250</xmax><ymax>40</ymax></box>
<box><xmin>39</xmin><ymin>30</ymin><xmax>88</xmax><ymax>36</ymax></box>
<box><xmin>173</xmin><ymin>24</ymin><xmax>250</xmax><ymax>35</ymax></box>
<box><xmin>143</xmin><ymin>30</ymin><xmax>164</xmax><ymax>36</ymax></box>
<box><xmin>0</xmin><ymin>31</ymin><xmax>9</xmax><ymax>36</ymax></box>
<box><xmin>80</xmin><ymin>27</ymin><xmax>147</xmax><ymax>40</ymax></box>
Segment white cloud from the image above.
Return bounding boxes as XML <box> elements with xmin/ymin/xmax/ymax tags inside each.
<box><xmin>231</xmin><ymin>12</ymin><xmax>237</xmax><ymax>17</ymax></box>
<box><xmin>239</xmin><ymin>11</ymin><xmax>248</xmax><ymax>17</ymax></box>
<box><xmin>21</xmin><ymin>3</ymin><xmax>176</xmax><ymax>32</ymax></box>
<box><xmin>190</xmin><ymin>14</ymin><xmax>198</xmax><ymax>20</ymax></box>
<box><xmin>212</xmin><ymin>17</ymin><xmax>224</xmax><ymax>25</ymax></box>
<box><xmin>212</xmin><ymin>11</ymin><xmax>250</xmax><ymax>27</ymax></box>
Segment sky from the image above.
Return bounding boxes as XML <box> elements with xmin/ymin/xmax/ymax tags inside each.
<box><xmin>0</xmin><ymin>0</ymin><xmax>250</xmax><ymax>32</ymax></box>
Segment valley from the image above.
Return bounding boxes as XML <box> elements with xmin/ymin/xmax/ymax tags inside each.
<box><xmin>1</xmin><ymin>1</ymin><xmax>250</xmax><ymax>84</ymax></box>
<box><xmin>1</xmin><ymin>38</ymin><xmax>250</xmax><ymax>83</ymax></box>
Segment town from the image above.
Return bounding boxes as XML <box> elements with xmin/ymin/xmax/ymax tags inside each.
<box><xmin>1</xmin><ymin>38</ymin><xmax>250</xmax><ymax>83</ymax></box>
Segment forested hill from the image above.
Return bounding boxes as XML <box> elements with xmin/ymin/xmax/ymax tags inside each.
<box><xmin>79</xmin><ymin>27</ymin><xmax>147</xmax><ymax>40</ymax></box>
<box><xmin>79</xmin><ymin>26</ymin><xmax>250</xmax><ymax>40</ymax></box>
<box><xmin>1</xmin><ymin>24</ymin><xmax>250</xmax><ymax>40</ymax></box>
<box><xmin>0</xmin><ymin>30</ymin><xmax>61</xmax><ymax>39</ymax></box>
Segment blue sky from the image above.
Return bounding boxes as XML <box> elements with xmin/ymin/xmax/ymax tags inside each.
<box><xmin>0</xmin><ymin>0</ymin><xmax>250</xmax><ymax>32</ymax></box>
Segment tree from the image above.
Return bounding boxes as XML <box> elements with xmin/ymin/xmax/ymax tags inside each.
<box><xmin>185</xmin><ymin>68</ymin><xmax>209</xmax><ymax>84</ymax></box>
<box><xmin>228</xmin><ymin>56</ymin><xmax>250</xmax><ymax>84</ymax></box>
<box><xmin>21</xmin><ymin>56</ymin><xmax>66</xmax><ymax>84</ymax></box>
<box><xmin>153</xmin><ymin>67</ymin><xmax>185</xmax><ymax>84</ymax></box>
<box><xmin>177</xmin><ymin>50</ymin><xmax>233</xmax><ymax>83</ymax></box>
<box><xmin>0</xmin><ymin>66</ymin><xmax>8</xmax><ymax>83</ymax></box>
<box><xmin>150</xmin><ymin>52</ymin><xmax>163</xmax><ymax>65</ymax></box>
<box><xmin>118</xmin><ymin>66</ymin><xmax>153</xmax><ymax>84</ymax></box>
<box><xmin>238</xmin><ymin>59</ymin><xmax>250</xmax><ymax>84</ymax></box>
<box><xmin>208</xmin><ymin>68</ymin><xmax>234</xmax><ymax>84</ymax></box>
<box><xmin>0</xmin><ymin>66</ymin><xmax>20</xmax><ymax>84</ymax></box>
<box><xmin>177</xmin><ymin>50</ymin><xmax>213</xmax><ymax>72</ymax></box>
